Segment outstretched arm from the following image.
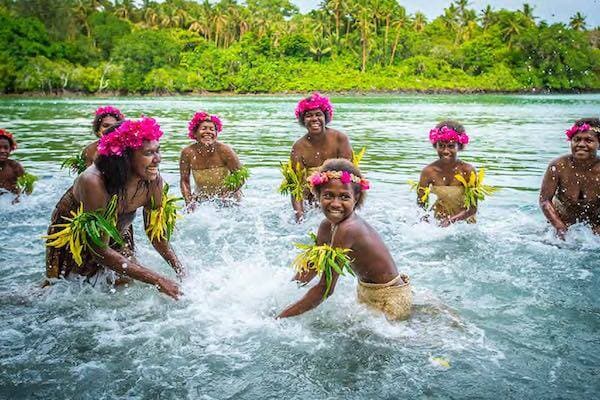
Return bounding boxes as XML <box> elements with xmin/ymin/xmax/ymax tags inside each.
<box><xmin>539</xmin><ymin>162</ymin><xmax>567</xmax><ymax>239</ymax></box>
<box><xmin>277</xmin><ymin>272</ymin><xmax>340</xmax><ymax>318</ymax></box>
<box><xmin>75</xmin><ymin>174</ymin><xmax>181</xmax><ymax>298</ymax></box>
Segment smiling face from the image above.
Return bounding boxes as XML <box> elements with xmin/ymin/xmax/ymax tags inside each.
<box><xmin>435</xmin><ymin>141</ymin><xmax>459</xmax><ymax>161</ymax></box>
<box><xmin>131</xmin><ymin>140</ymin><xmax>161</xmax><ymax>181</ymax></box>
<box><xmin>96</xmin><ymin>115</ymin><xmax>118</xmax><ymax>138</ymax></box>
<box><xmin>0</xmin><ymin>137</ymin><xmax>11</xmax><ymax>162</ymax></box>
<box><xmin>194</xmin><ymin>120</ymin><xmax>218</xmax><ymax>146</ymax></box>
<box><xmin>318</xmin><ymin>179</ymin><xmax>358</xmax><ymax>224</ymax></box>
<box><xmin>303</xmin><ymin>109</ymin><xmax>326</xmax><ymax>135</ymax></box>
<box><xmin>570</xmin><ymin>131</ymin><xmax>599</xmax><ymax>161</ymax></box>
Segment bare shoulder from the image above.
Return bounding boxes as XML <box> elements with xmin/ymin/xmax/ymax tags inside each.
<box><xmin>7</xmin><ymin>159</ymin><xmax>24</xmax><ymax>173</ymax></box>
<box><xmin>180</xmin><ymin>144</ymin><xmax>195</xmax><ymax>158</ymax></box>
<box><xmin>458</xmin><ymin>161</ymin><xmax>476</xmax><ymax>174</ymax></box>
<box><xmin>327</xmin><ymin>128</ymin><xmax>348</xmax><ymax>141</ymax></box>
<box><xmin>292</xmin><ymin>136</ymin><xmax>309</xmax><ymax>151</ymax></box>
<box><xmin>548</xmin><ymin>155</ymin><xmax>570</xmax><ymax>170</ymax></box>
<box><xmin>420</xmin><ymin>163</ymin><xmax>438</xmax><ymax>177</ymax></box>
<box><xmin>335</xmin><ymin>215</ymin><xmax>368</xmax><ymax>247</ymax></box>
<box><xmin>216</xmin><ymin>142</ymin><xmax>237</xmax><ymax>157</ymax></box>
<box><xmin>76</xmin><ymin>167</ymin><xmax>104</xmax><ymax>190</ymax></box>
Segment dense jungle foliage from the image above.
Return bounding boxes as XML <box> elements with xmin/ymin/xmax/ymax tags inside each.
<box><xmin>0</xmin><ymin>0</ymin><xmax>598</xmax><ymax>93</ymax></box>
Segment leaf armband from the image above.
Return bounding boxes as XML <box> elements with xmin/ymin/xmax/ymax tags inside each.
<box><xmin>408</xmin><ymin>179</ymin><xmax>431</xmax><ymax>208</ymax></box>
<box><xmin>146</xmin><ymin>183</ymin><xmax>182</xmax><ymax>242</ymax></box>
<box><xmin>454</xmin><ymin>168</ymin><xmax>498</xmax><ymax>209</ymax></box>
<box><xmin>223</xmin><ymin>165</ymin><xmax>250</xmax><ymax>191</ymax></box>
<box><xmin>352</xmin><ymin>147</ymin><xmax>366</xmax><ymax>167</ymax></box>
<box><xmin>44</xmin><ymin>195</ymin><xmax>123</xmax><ymax>266</ymax></box>
<box><xmin>16</xmin><ymin>172</ymin><xmax>38</xmax><ymax>195</ymax></box>
<box><xmin>278</xmin><ymin>160</ymin><xmax>307</xmax><ymax>202</ymax></box>
<box><xmin>61</xmin><ymin>152</ymin><xmax>87</xmax><ymax>175</ymax></box>
<box><xmin>291</xmin><ymin>232</ymin><xmax>354</xmax><ymax>298</ymax></box>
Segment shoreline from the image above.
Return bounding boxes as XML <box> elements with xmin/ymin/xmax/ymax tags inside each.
<box><xmin>1</xmin><ymin>88</ymin><xmax>599</xmax><ymax>98</ymax></box>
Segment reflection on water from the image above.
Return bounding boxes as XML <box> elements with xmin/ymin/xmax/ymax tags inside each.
<box><xmin>1</xmin><ymin>95</ymin><xmax>599</xmax><ymax>399</ymax></box>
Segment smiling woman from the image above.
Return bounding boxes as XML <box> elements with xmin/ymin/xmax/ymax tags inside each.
<box><xmin>179</xmin><ymin>111</ymin><xmax>247</xmax><ymax>208</ymax></box>
<box><xmin>539</xmin><ymin>118</ymin><xmax>600</xmax><ymax>239</ymax></box>
<box><xmin>44</xmin><ymin>117</ymin><xmax>185</xmax><ymax>299</ymax></box>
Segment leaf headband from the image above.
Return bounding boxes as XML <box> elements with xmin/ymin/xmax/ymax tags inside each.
<box><xmin>188</xmin><ymin>111</ymin><xmax>223</xmax><ymax>140</ymax></box>
<box><xmin>309</xmin><ymin>170</ymin><xmax>370</xmax><ymax>191</ymax></box>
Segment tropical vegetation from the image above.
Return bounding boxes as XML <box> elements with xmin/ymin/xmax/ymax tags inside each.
<box><xmin>0</xmin><ymin>0</ymin><xmax>598</xmax><ymax>93</ymax></box>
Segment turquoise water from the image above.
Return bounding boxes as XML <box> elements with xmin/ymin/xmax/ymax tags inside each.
<box><xmin>1</xmin><ymin>95</ymin><xmax>599</xmax><ymax>399</ymax></box>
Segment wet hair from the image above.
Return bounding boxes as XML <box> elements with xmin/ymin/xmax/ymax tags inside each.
<box><xmin>92</xmin><ymin>111</ymin><xmax>124</xmax><ymax>136</ymax></box>
<box><xmin>574</xmin><ymin>117</ymin><xmax>600</xmax><ymax>138</ymax></box>
<box><xmin>93</xmin><ymin>121</ymin><xmax>148</xmax><ymax>199</ymax></box>
<box><xmin>433</xmin><ymin>119</ymin><xmax>466</xmax><ymax>150</ymax></box>
<box><xmin>297</xmin><ymin>102</ymin><xmax>332</xmax><ymax>127</ymax></box>
<box><xmin>313</xmin><ymin>158</ymin><xmax>366</xmax><ymax>209</ymax></box>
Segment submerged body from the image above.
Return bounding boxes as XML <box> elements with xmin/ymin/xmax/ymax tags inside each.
<box><xmin>0</xmin><ymin>134</ymin><xmax>25</xmax><ymax>198</ymax></box>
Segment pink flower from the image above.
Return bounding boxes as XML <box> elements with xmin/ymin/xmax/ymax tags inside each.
<box><xmin>429</xmin><ymin>126</ymin><xmax>470</xmax><ymax>145</ymax></box>
<box><xmin>95</xmin><ymin>106</ymin><xmax>124</xmax><ymax>120</ymax></box>
<box><xmin>359</xmin><ymin>179</ymin><xmax>370</xmax><ymax>191</ymax></box>
<box><xmin>565</xmin><ymin>123</ymin><xmax>591</xmax><ymax>140</ymax></box>
<box><xmin>295</xmin><ymin>92</ymin><xmax>334</xmax><ymax>121</ymax></box>
<box><xmin>340</xmin><ymin>171</ymin><xmax>351</xmax><ymax>184</ymax></box>
<box><xmin>98</xmin><ymin>117</ymin><xmax>163</xmax><ymax>157</ymax></box>
<box><xmin>310</xmin><ymin>173</ymin><xmax>325</xmax><ymax>186</ymax></box>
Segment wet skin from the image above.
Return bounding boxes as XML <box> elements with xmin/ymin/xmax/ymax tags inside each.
<box><xmin>418</xmin><ymin>140</ymin><xmax>477</xmax><ymax>226</ymax></box>
<box><xmin>0</xmin><ymin>137</ymin><xmax>24</xmax><ymax>197</ymax></box>
<box><xmin>179</xmin><ymin>121</ymin><xmax>242</xmax><ymax>205</ymax></box>
<box><xmin>540</xmin><ymin>130</ymin><xmax>600</xmax><ymax>239</ymax></box>
<box><xmin>73</xmin><ymin>140</ymin><xmax>183</xmax><ymax>299</ymax></box>
<box><xmin>83</xmin><ymin>115</ymin><xmax>119</xmax><ymax>167</ymax></box>
<box><xmin>277</xmin><ymin>179</ymin><xmax>399</xmax><ymax>318</ymax></box>
<box><xmin>289</xmin><ymin>109</ymin><xmax>353</xmax><ymax>221</ymax></box>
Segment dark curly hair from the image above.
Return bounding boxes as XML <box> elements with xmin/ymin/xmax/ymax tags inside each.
<box><xmin>312</xmin><ymin>158</ymin><xmax>366</xmax><ymax>209</ymax></box>
<box><xmin>92</xmin><ymin>111</ymin><xmax>125</xmax><ymax>136</ymax></box>
<box><xmin>433</xmin><ymin>119</ymin><xmax>467</xmax><ymax>150</ymax></box>
<box><xmin>93</xmin><ymin>121</ymin><xmax>149</xmax><ymax>199</ymax></box>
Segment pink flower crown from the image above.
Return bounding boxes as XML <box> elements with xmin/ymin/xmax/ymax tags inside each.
<box><xmin>95</xmin><ymin>106</ymin><xmax>124</xmax><ymax>120</ymax></box>
<box><xmin>98</xmin><ymin>117</ymin><xmax>163</xmax><ymax>157</ymax></box>
<box><xmin>429</xmin><ymin>126</ymin><xmax>470</xmax><ymax>145</ymax></box>
<box><xmin>188</xmin><ymin>111</ymin><xmax>223</xmax><ymax>140</ymax></box>
<box><xmin>309</xmin><ymin>170</ymin><xmax>370</xmax><ymax>191</ymax></box>
<box><xmin>565</xmin><ymin>123</ymin><xmax>600</xmax><ymax>140</ymax></box>
<box><xmin>295</xmin><ymin>92</ymin><xmax>334</xmax><ymax>121</ymax></box>
<box><xmin>0</xmin><ymin>129</ymin><xmax>17</xmax><ymax>150</ymax></box>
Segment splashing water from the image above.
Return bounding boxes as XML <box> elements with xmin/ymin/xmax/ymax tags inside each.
<box><xmin>1</xmin><ymin>95</ymin><xmax>599</xmax><ymax>399</ymax></box>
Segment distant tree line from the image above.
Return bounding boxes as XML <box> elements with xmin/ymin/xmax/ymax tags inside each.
<box><xmin>0</xmin><ymin>0</ymin><xmax>598</xmax><ymax>93</ymax></box>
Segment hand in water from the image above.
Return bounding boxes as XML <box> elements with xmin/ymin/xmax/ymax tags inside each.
<box><xmin>157</xmin><ymin>277</ymin><xmax>181</xmax><ymax>300</ymax></box>
<box><xmin>556</xmin><ymin>227</ymin><xmax>567</xmax><ymax>241</ymax></box>
<box><xmin>184</xmin><ymin>201</ymin><xmax>197</xmax><ymax>213</ymax></box>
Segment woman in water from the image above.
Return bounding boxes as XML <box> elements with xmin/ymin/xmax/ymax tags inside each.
<box><xmin>179</xmin><ymin>111</ymin><xmax>247</xmax><ymax>207</ymax></box>
<box><xmin>540</xmin><ymin>118</ymin><xmax>600</xmax><ymax>239</ymax></box>
<box><xmin>63</xmin><ymin>106</ymin><xmax>125</xmax><ymax>174</ymax></box>
<box><xmin>414</xmin><ymin>120</ymin><xmax>493</xmax><ymax>226</ymax></box>
<box><xmin>45</xmin><ymin>117</ymin><xmax>183</xmax><ymax>299</ymax></box>
<box><xmin>280</xmin><ymin>93</ymin><xmax>353</xmax><ymax>222</ymax></box>
<box><xmin>278</xmin><ymin>159</ymin><xmax>412</xmax><ymax>321</ymax></box>
<box><xmin>0</xmin><ymin>129</ymin><xmax>25</xmax><ymax>196</ymax></box>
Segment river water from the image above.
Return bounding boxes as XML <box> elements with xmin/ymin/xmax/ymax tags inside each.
<box><xmin>0</xmin><ymin>95</ymin><xmax>599</xmax><ymax>399</ymax></box>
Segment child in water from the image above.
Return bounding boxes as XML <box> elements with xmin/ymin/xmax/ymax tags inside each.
<box><xmin>415</xmin><ymin>120</ymin><xmax>483</xmax><ymax>226</ymax></box>
<box><xmin>0</xmin><ymin>129</ymin><xmax>26</xmax><ymax>198</ymax></box>
<box><xmin>278</xmin><ymin>159</ymin><xmax>412</xmax><ymax>321</ymax></box>
<box><xmin>179</xmin><ymin>111</ymin><xmax>247</xmax><ymax>208</ymax></box>
<box><xmin>540</xmin><ymin>118</ymin><xmax>600</xmax><ymax>238</ymax></box>
<box><xmin>82</xmin><ymin>106</ymin><xmax>125</xmax><ymax>168</ymax></box>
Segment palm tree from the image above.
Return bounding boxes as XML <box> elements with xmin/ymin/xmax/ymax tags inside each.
<box><xmin>570</xmin><ymin>12</ymin><xmax>586</xmax><ymax>31</ymax></box>
<box><xmin>480</xmin><ymin>5</ymin><xmax>494</xmax><ymax>31</ymax></box>
<box><xmin>309</xmin><ymin>35</ymin><xmax>332</xmax><ymax>62</ymax></box>
<box><xmin>413</xmin><ymin>12</ymin><xmax>426</xmax><ymax>33</ymax></box>
<box><xmin>389</xmin><ymin>6</ymin><xmax>408</xmax><ymax>65</ymax></box>
<box><xmin>355</xmin><ymin>0</ymin><xmax>374</xmax><ymax>72</ymax></box>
